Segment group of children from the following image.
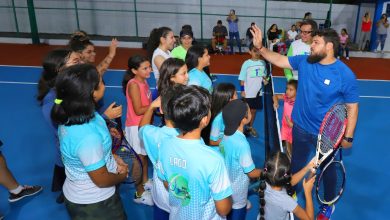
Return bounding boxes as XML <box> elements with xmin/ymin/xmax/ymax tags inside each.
<box><xmin>30</xmin><ymin>25</ymin><xmax>319</xmax><ymax>220</ymax></box>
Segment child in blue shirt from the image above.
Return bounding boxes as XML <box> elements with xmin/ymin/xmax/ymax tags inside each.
<box><xmin>238</xmin><ymin>43</ymin><xmax>268</xmax><ymax>138</ymax></box>
<box><xmin>209</xmin><ymin>83</ymin><xmax>237</xmax><ymax>147</ymax></box>
<box><xmin>139</xmin><ymin>87</ymin><xmax>181</xmax><ymax>220</ymax></box>
<box><xmin>51</xmin><ymin>64</ymin><xmax>128</xmax><ymax>219</ymax></box>
<box><xmin>220</xmin><ymin>99</ymin><xmax>262</xmax><ymax>220</ymax></box>
<box><xmin>158</xmin><ymin>85</ymin><xmax>232</xmax><ymax>220</ymax></box>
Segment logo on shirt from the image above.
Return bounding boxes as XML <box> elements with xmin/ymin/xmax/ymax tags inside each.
<box><xmin>169</xmin><ymin>174</ymin><xmax>191</xmax><ymax>206</ymax></box>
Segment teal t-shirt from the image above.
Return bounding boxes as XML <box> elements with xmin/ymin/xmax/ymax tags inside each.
<box><xmin>188</xmin><ymin>68</ymin><xmax>213</xmax><ymax>93</ymax></box>
<box><xmin>158</xmin><ymin>137</ymin><xmax>232</xmax><ymax>220</ymax></box>
<box><xmin>59</xmin><ymin>112</ymin><xmax>117</xmax><ymax>180</ymax></box>
<box><xmin>220</xmin><ymin>131</ymin><xmax>255</xmax><ymax>209</ymax></box>
<box><xmin>210</xmin><ymin>112</ymin><xmax>225</xmax><ymax>142</ymax></box>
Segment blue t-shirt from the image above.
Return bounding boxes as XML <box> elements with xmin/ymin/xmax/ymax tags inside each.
<box><xmin>158</xmin><ymin>137</ymin><xmax>232</xmax><ymax>220</ymax></box>
<box><xmin>220</xmin><ymin>131</ymin><xmax>255</xmax><ymax>209</ymax></box>
<box><xmin>139</xmin><ymin>125</ymin><xmax>179</xmax><ymax>212</ymax></box>
<box><xmin>58</xmin><ymin>112</ymin><xmax>117</xmax><ymax>204</ymax></box>
<box><xmin>288</xmin><ymin>55</ymin><xmax>359</xmax><ymax>135</ymax></box>
<box><xmin>188</xmin><ymin>68</ymin><xmax>213</xmax><ymax>93</ymax></box>
<box><xmin>210</xmin><ymin>112</ymin><xmax>225</xmax><ymax>142</ymax></box>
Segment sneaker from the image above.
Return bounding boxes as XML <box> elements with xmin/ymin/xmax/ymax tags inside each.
<box><xmin>134</xmin><ymin>191</ymin><xmax>154</xmax><ymax>206</ymax></box>
<box><xmin>248</xmin><ymin>127</ymin><xmax>258</xmax><ymax>138</ymax></box>
<box><xmin>246</xmin><ymin>200</ymin><xmax>252</xmax><ymax>210</ymax></box>
<box><xmin>317</xmin><ymin>204</ymin><xmax>335</xmax><ymax>220</ymax></box>
<box><xmin>143</xmin><ymin>179</ymin><xmax>153</xmax><ymax>191</ymax></box>
<box><xmin>8</xmin><ymin>185</ymin><xmax>43</xmax><ymax>203</ymax></box>
<box><xmin>346</xmin><ymin>57</ymin><xmax>349</xmax><ymax>60</ymax></box>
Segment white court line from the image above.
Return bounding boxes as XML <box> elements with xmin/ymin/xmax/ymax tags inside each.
<box><xmin>272</xmin><ymin>75</ymin><xmax>390</xmax><ymax>82</ymax></box>
<box><xmin>2</xmin><ymin>81</ymin><xmax>390</xmax><ymax>99</ymax></box>
<box><xmin>1</xmin><ymin>65</ymin><xmax>389</xmax><ymax>82</ymax></box>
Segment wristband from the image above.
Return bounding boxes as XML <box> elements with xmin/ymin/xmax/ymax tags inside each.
<box><xmin>240</xmin><ymin>85</ymin><xmax>245</xmax><ymax>91</ymax></box>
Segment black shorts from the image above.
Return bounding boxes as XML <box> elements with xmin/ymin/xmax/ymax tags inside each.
<box><xmin>245</xmin><ymin>95</ymin><xmax>263</xmax><ymax>110</ymax></box>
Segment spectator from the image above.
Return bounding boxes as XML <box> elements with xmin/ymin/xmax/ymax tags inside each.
<box><xmin>246</xmin><ymin>22</ymin><xmax>256</xmax><ymax>46</ymax></box>
<box><xmin>227</xmin><ymin>9</ymin><xmax>242</xmax><ymax>54</ymax></box>
<box><xmin>374</xmin><ymin>13</ymin><xmax>389</xmax><ymax>53</ymax></box>
<box><xmin>267</xmin><ymin>24</ymin><xmax>286</xmax><ymax>54</ymax></box>
<box><xmin>286</xmin><ymin>24</ymin><xmax>298</xmax><ymax>47</ymax></box>
<box><xmin>338</xmin><ymin>28</ymin><xmax>350</xmax><ymax>60</ymax></box>
<box><xmin>211</xmin><ymin>20</ymin><xmax>228</xmax><ymax>52</ymax></box>
<box><xmin>359</xmin><ymin>12</ymin><xmax>372</xmax><ymax>51</ymax></box>
<box><xmin>303</xmin><ymin>12</ymin><xmax>312</xmax><ymax>20</ymax></box>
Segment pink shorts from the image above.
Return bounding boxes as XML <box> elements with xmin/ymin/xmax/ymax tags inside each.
<box><xmin>281</xmin><ymin>124</ymin><xmax>292</xmax><ymax>144</ymax></box>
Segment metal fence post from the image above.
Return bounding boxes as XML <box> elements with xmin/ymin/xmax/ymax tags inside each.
<box><xmin>133</xmin><ymin>0</ymin><xmax>139</xmax><ymax>37</ymax></box>
<box><xmin>74</xmin><ymin>0</ymin><xmax>80</xmax><ymax>30</ymax></box>
<box><xmin>200</xmin><ymin>0</ymin><xmax>203</xmax><ymax>40</ymax></box>
<box><xmin>27</xmin><ymin>0</ymin><xmax>40</xmax><ymax>44</ymax></box>
<box><xmin>11</xmin><ymin>0</ymin><xmax>20</xmax><ymax>34</ymax></box>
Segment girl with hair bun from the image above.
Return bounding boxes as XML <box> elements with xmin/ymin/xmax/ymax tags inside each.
<box><xmin>258</xmin><ymin>152</ymin><xmax>315</xmax><ymax>220</ymax></box>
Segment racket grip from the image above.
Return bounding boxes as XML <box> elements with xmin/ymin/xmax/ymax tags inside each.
<box><xmin>308</xmin><ymin>169</ymin><xmax>316</xmax><ymax>179</ymax></box>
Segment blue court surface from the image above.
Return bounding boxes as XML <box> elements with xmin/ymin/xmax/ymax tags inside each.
<box><xmin>0</xmin><ymin>65</ymin><xmax>389</xmax><ymax>219</ymax></box>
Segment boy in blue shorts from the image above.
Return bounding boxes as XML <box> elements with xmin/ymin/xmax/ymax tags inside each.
<box><xmin>220</xmin><ymin>99</ymin><xmax>262</xmax><ymax>220</ymax></box>
<box><xmin>158</xmin><ymin>85</ymin><xmax>233</xmax><ymax>220</ymax></box>
<box><xmin>238</xmin><ymin>43</ymin><xmax>268</xmax><ymax>138</ymax></box>
<box><xmin>139</xmin><ymin>86</ymin><xmax>181</xmax><ymax>220</ymax></box>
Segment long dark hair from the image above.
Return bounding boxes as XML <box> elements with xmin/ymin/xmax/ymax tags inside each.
<box><xmin>37</xmin><ymin>48</ymin><xmax>73</xmax><ymax>103</ymax></box>
<box><xmin>51</xmin><ymin>64</ymin><xmax>100</xmax><ymax>126</ymax></box>
<box><xmin>185</xmin><ymin>45</ymin><xmax>206</xmax><ymax>71</ymax></box>
<box><xmin>157</xmin><ymin>58</ymin><xmax>186</xmax><ymax>95</ymax></box>
<box><xmin>146</xmin><ymin>27</ymin><xmax>173</xmax><ymax>60</ymax></box>
<box><xmin>259</xmin><ymin>152</ymin><xmax>293</xmax><ymax>220</ymax></box>
<box><xmin>122</xmin><ymin>55</ymin><xmax>149</xmax><ymax>95</ymax></box>
<box><xmin>211</xmin><ymin>83</ymin><xmax>236</xmax><ymax>120</ymax></box>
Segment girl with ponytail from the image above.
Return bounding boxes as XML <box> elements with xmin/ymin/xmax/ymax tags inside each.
<box><xmin>51</xmin><ymin>64</ymin><xmax>128</xmax><ymax>219</ymax></box>
<box><xmin>146</xmin><ymin>27</ymin><xmax>175</xmax><ymax>82</ymax></box>
<box><xmin>258</xmin><ymin>152</ymin><xmax>316</xmax><ymax>220</ymax></box>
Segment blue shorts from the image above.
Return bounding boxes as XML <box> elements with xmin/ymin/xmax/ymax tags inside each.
<box><xmin>227</xmin><ymin>206</ymin><xmax>247</xmax><ymax>220</ymax></box>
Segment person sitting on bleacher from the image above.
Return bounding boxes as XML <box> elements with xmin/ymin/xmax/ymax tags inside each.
<box><xmin>211</xmin><ymin>20</ymin><xmax>228</xmax><ymax>52</ymax></box>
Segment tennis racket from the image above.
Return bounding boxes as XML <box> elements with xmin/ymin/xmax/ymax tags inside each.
<box><xmin>106</xmin><ymin>118</ymin><xmax>143</xmax><ymax>185</ymax></box>
<box><xmin>316</xmin><ymin>148</ymin><xmax>346</xmax><ymax>205</ymax></box>
<box><xmin>310</xmin><ymin>104</ymin><xmax>348</xmax><ymax>175</ymax></box>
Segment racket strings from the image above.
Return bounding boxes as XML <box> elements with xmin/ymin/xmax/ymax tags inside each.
<box><xmin>317</xmin><ymin>161</ymin><xmax>345</xmax><ymax>204</ymax></box>
<box><xmin>320</xmin><ymin>105</ymin><xmax>347</xmax><ymax>153</ymax></box>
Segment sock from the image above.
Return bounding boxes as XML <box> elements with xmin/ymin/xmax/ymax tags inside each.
<box><xmin>9</xmin><ymin>185</ymin><xmax>23</xmax><ymax>194</ymax></box>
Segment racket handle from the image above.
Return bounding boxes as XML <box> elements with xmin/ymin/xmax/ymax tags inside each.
<box><xmin>308</xmin><ymin>169</ymin><xmax>316</xmax><ymax>180</ymax></box>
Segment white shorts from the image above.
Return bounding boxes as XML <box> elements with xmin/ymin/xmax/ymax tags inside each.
<box><xmin>125</xmin><ymin>126</ymin><xmax>146</xmax><ymax>155</ymax></box>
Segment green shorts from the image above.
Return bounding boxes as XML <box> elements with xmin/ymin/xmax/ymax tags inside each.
<box><xmin>64</xmin><ymin>192</ymin><xmax>126</xmax><ymax>220</ymax></box>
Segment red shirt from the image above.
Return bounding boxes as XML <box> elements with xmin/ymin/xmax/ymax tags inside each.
<box><xmin>361</xmin><ymin>21</ymin><xmax>371</xmax><ymax>32</ymax></box>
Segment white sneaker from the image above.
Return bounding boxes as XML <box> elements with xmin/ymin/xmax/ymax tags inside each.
<box><xmin>346</xmin><ymin>57</ymin><xmax>349</xmax><ymax>60</ymax></box>
<box><xmin>246</xmin><ymin>200</ymin><xmax>252</xmax><ymax>210</ymax></box>
<box><xmin>143</xmin><ymin>179</ymin><xmax>153</xmax><ymax>191</ymax></box>
<box><xmin>337</xmin><ymin>56</ymin><xmax>340</xmax><ymax>59</ymax></box>
<box><xmin>134</xmin><ymin>191</ymin><xmax>154</xmax><ymax>206</ymax></box>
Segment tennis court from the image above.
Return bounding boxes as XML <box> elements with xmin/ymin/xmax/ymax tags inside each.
<box><xmin>0</xmin><ymin>64</ymin><xmax>389</xmax><ymax>219</ymax></box>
